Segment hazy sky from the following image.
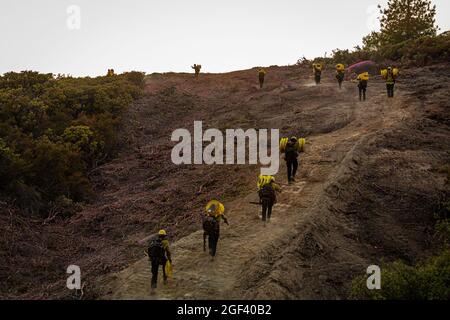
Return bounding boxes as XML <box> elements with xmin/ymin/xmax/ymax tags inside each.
<box><xmin>1</xmin><ymin>0</ymin><xmax>449</xmax><ymax>76</ymax></box>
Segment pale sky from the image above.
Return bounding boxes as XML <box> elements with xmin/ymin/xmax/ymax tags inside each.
<box><xmin>1</xmin><ymin>0</ymin><xmax>449</xmax><ymax>76</ymax></box>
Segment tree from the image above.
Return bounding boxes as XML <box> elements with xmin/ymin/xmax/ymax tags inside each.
<box><xmin>63</xmin><ymin>125</ymin><xmax>103</xmax><ymax>167</ymax></box>
<box><xmin>364</xmin><ymin>0</ymin><xmax>438</xmax><ymax>49</ymax></box>
<box><xmin>0</xmin><ymin>139</ymin><xmax>25</xmax><ymax>189</ymax></box>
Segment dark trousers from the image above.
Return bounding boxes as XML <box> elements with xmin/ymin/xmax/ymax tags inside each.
<box><xmin>386</xmin><ymin>83</ymin><xmax>395</xmax><ymax>97</ymax></box>
<box><xmin>259</xmin><ymin>76</ymin><xmax>265</xmax><ymax>88</ymax></box>
<box><xmin>336</xmin><ymin>74</ymin><xmax>344</xmax><ymax>89</ymax></box>
<box><xmin>262</xmin><ymin>199</ymin><xmax>273</xmax><ymax>222</ymax></box>
<box><xmin>208</xmin><ymin>229</ymin><xmax>220</xmax><ymax>257</ymax></box>
<box><xmin>286</xmin><ymin>158</ymin><xmax>298</xmax><ymax>182</ymax></box>
<box><xmin>315</xmin><ymin>74</ymin><xmax>321</xmax><ymax>84</ymax></box>
<box><xmin>151</xmin><ymin>259</ymin><xmax>167</xmax><ymax>288</ymax></box>
<box><xmin>358</xmin><ymin>86</ymin><xmax>367</xmax><ymax>101</ymax></box>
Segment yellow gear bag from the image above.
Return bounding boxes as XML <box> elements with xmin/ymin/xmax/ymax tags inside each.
<box><xmin>205</xmin><ymin>200</ymin><xmax>225</xmax><ymax>216</ymax></box>
<box><xmin>280</xmin><ymin>137</ymin><xmax>305</xmax><ymax>153</ymax></box>
<box><xmin>297</xmin><ymin>138</ymin><xmax>306</xmax><ymax>152</ymax></box>
<box><xmin>336</xmin><ymin>64</ymin><xmax>345</xmax><ymax>72</ymax></box>
<box><xmin>358</xmin><ymin>72</ymin><xmax>369</xmax><ymax>81</ymax></box>
<box><xmin>381</xmin><ymin>68</ymin><xmax>399</xmax><ymax>78</ymax></box>
<box><xmin>257</xmin><ymin>175</ymin><xmax>274</xmax><ymax>190</ymax></box>
<box><xmin>279</xmin><ymin>137</ymin><xmax>288</xmax><ymax>152</ymax></box>
<box><xmin>165</xmin><ymin>260</ymin><xmax>173</xmax><ymax>278</ymax></box>
<box><xmin>313</xmin><ymin>63</ymin><xmax>322</xmax><ymax>71</ymax></box>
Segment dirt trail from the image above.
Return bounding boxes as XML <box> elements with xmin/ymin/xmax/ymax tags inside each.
<box><xmin>97</xmin><ymin>64</ymin><xmax>446</xmax><ymax>299</ymax></box>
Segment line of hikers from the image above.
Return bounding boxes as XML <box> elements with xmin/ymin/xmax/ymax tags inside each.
<box><xmin>356</xmin><ymin>67</ymin><xmax>399</xmax><ymax>101</ymax></box>
<box><xmin>146</xmin><ymin>135</ymin><xmax>306</xmax><ymax>292</ymax></box>
<box><xmin>189</xmin><ymin>63</ymin><xmax>399</xmax><ymax>100</ymax></box>
<box><xmin>145</xmin><ymin>63</ymin><xmax>399</xmax><ymax>293</ymax></box>
<box><xmin>311</xmin><ymin>62</ymin><xmax>399</xmax><ymax>100</ymax></box>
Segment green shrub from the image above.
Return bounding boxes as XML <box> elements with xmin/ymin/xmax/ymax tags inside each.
<box><xmin>350</xmin><ymin>250</ymin><xmax>450</xmax><ymax>300</ymax></box>
<box><xmin>26</xmin><ymin>135</ymin><xmax>88</xmax><ymax>202</ymax></box>
<box><xmin>378</xmin><ymin>32</ymin><xmax>450</xmax><ymax>65</ymax></box>
<box><xmin>0</xmin><ymin>138</ymin><xmax>26</xmax><ymax>189</ymax></box>
<box><xmin>436</xmin><ymin>219</ymin><xmax>450</xmax><ymax>244</ymax></box>
<box><xmin>331</xmin><ymin>32</ymin><xmax>450</xmax><ymax>67</ymax></box>
<box><xmin>330</xmin><ymin>48</ymin><xmax>374</xmax><ymax>66</ymax></box>
<box><xmin>0</xmin><ymin>71</ymin><xmax>144</xmax><ymax>212</ymax></box>
<box><xmin>351</xmin><ymin>192</ymin><xmax>450</xmax><ymax>300</ymax></box>
<box><xmin>63</xmin><ymin>125</ymin><xmax>104</xmax><ymax>168</ymax></box>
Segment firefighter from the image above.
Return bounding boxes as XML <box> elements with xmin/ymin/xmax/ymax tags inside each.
<box><xmin>357</xmin><ymin>72</ymin><xmax>369</xmax><ymax>101</ymax></box>
<box><xmin>192</xmin><ymin>64</ymin><xmax>202</xmax><ymax>78</ymax></box>
<box><xmin>147</xmin><ymin>229</ymin><xmax>172</xmax><ymax>292</ymax></box>
<box><xmin>258</xmin><ymin>68</ymin><xmax>266</xmax><ymax>88</ymax></box>
<box><xmin>258</xmin><ymin>176</ymin><xmax>281</xmax><ymax>224</ymax></box>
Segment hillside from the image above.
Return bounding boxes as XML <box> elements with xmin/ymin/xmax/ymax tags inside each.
<box><xmin>99</xmin><ymin>63</ymin><xmax>450</xmax><ymax>299</ymax></box>
<box><xmin>1</xmin><ymin>63</ymin><xmax>449</xmax><ymax>299</ymax></box>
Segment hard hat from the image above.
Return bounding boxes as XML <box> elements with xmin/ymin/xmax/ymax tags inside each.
<box><xmin>158</xmin><ymin>229</ymin><xmax>167</xmax><ymax>236</ymax></box>
<box><xmin>290</xmin><ymin>136</ymin><xmax>297</xmax><ymax>142</ymax></box>
<box><xmin>388</xmin><ymin>66</ymin><xmax>392</xmax><ymax>70</ymax></box>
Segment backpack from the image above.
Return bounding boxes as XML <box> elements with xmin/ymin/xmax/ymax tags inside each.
<box><xmin>259</xmin><ymin>184</ymin><xmax>275</xmax><ymax>200</ymax></box>
<box><xmin>358</xmin><ymin>80</ymin><xmax>368</xmax><ymax>88</ymax></box>
<box><xmin>203</xmin><ymin>215</ymin><xmax>219</xmax><ymax>235</ymax></box>
<box><xmin>147</xmin><ymin>236</ymin><xmax>165</xmax><ymax>260</ymax></box>
<box><xmin>257</xmin><ymin>175</ymin><xmax>273</xmax><ymax>189</ymax></box>
<box><xmin>285</xmin><ymin>142</ymin><xmax>298</xmax><ymax>160</ymax></box>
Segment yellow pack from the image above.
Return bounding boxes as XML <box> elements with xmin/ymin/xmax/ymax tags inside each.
<box><xmin>257</xmin><ymin>175</ymin><xmax>274</xmax><ymax>190</ymax></box>
<box><xmin>313</xmin><ymin>63</ymin><xmax>323</xmax><ymax>71</ymax></box>
<box><xmin>358</xmin><ymin>72</ymin><xmax>369</xmax><ymax>81</ymax></box>
<box><xmin>381</xmin><ymin>68</ymin><xmax>399</xmax><ymax>78</ymax></box>
<box><xmin>205</xmin><ymin>200</ymin><xmax>225</xmax><ymax>216</ymax></box>
<box><xmin>280</xmin><ymin>137</ymin><xmax>305</xmax><ymax>153</ymax></box>
<box><xmin>336</xmin><ymin>64</ymin><xmax>345</xmax><ymax>72</ymax></box>
<box><xmin>165</xmin><ymin>260</ymin><xmax>173</xmax><ymax>278</ymax></box>
<box><xmin>297</xmin><ymin>138</ymin><xmax>306</xmax><ymax>152</ymax></box>
<box><xmin>279</xmin><ymin>137</ymin><xmax>289</xmax><ymax>152</ymax></box>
